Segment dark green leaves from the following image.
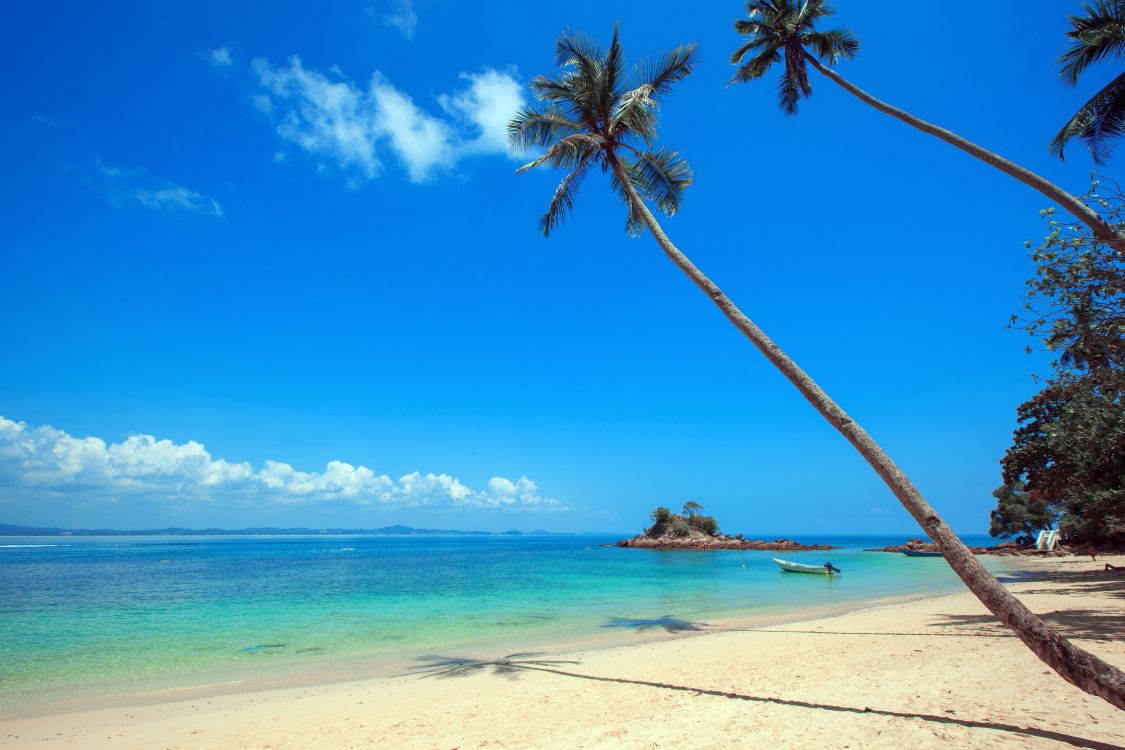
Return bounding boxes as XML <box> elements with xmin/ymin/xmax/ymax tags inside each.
<box><xmin>507</xmin><ymin>105</ymin><xmax>583</xmax><ymax>151</ymax></box>
<box><xmin>1059</xmin><ymin>0</ymin><xmax>1125</xmax><ymax>86</ymax></box>
<box><xmin>1051</xmin><ymin>71</ymin><xmax>1125</xmax><ymax>163</ymax></box>
<box><xmin>634</xmin><ymin>43</ymin><xmax>700</xmax><ymax>100</ymax></box>
<box><xmin>539</xmin><ymin>159</ymin><xmax>591</xmax><ymax>237</ymax></box>
<box><xmin>1054</xmin><ymin>2</ymin><xmax>1125</xmax><ymax>162</ymax></box>
<box><xmin>728</xmin><ymin>0</ymin><xmax>858</xmax><ymax>115</ymax></box>
<box><xmin>626</xmin><ymin>148</ymin><xmax>693</xmax><ymax>217</ymax></box>
<box><xmin>804</xmin><ymin>28</ymin><xmax>860</xmax><ymax>64</ymax></box>
<box><xmin>510</xmin><ymin>26</ymin><xmax>697</xmax><ymax>237</ymax></box>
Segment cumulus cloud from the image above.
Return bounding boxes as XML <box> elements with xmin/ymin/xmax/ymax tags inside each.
<box><xmin>250</xmin><ymin>57</ymin><xmax>523</xmax><ymax>183</ymax></box>
<box><xmin>438</xmin><ymin>70</ymin><xmax>526</xmax><ymax>154</ymax></box>
<box><xmin>89</xmin><ymin>161</ymin><xmax>223</xmax><ymax>217</ymax></box>
<box><xmin>0</xmin><ymin>417</ymin><xmax>564</xmax><ymax>512</ymax></box>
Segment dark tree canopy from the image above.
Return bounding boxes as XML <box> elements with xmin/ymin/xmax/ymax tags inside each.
<box><xmin>993</xmin><ymin>182</ymin><xmax>1125</xmax><ymax>544</ymax></box>
<box><xmin>989</xmin><ymin>482</ymin><xmax>1058</xmax><ymax>539</ymax></box>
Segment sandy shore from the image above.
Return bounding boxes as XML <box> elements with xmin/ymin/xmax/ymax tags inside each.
<box><xmin>3</xmin><ymin>555</ymin><xmax>1123</xmax><ymax>749</ymax></box>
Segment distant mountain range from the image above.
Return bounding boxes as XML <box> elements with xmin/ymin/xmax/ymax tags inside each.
<box><xmin>0</xmin><ymin>523</ymin><xmax>573</xmax><ymax>537</ymax></box>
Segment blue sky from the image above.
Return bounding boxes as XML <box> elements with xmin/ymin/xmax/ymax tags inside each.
<box><xmin>0</xmin><ymin>0</ymin><xmax>1110</xmax><ymax>534</ymax></box>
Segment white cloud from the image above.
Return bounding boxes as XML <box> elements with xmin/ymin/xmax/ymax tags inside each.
<box><xmin>0</xmin><ymin>417</ymin><xmax>564</xmax><ymax>512</ymax></box>
<box><xmin>204</xmin><ymin>46</ymin><xmax>234</xmax><ymax>69</ymax></box>
<box><xmin>90</xmin><ymin>161</ymin><xmax>223</xmax><ymax>217</ymax></box>
<box><xmin>250</xmin><ymin>57</ymin><xmax>523</xmax><ymax>183</ymax></box>
<box><xmin>137</xmin><ymin>185</ymin><xmax>223</xmax><ymax>216</ymax></box>
<box><xmin>379</xmin><ymin>0</ymin><xmax>418</xmax><ymax>39</ymax></box>
<box><xmin>370</xmin><ymin>74</ymin><xmax>454</xmax><ymax>181</ymax></box>
<box><xmin>253</xmin><ymin>57</ymin><xmax>382</xmax><ymax>179</ymax></box>
<box><xmin>438</xmin><ymin>69</ymin><xmax>526</xmax><ymax>155</ymax></box>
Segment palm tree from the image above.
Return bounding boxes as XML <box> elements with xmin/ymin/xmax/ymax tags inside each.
<box><xmin>728</xmin><ymin>0</ymin><xmax>1125</xmax><ymax>256</ymax></box>
<box><xmin>513</xmin><ymin>25</ymin><xmax>1125</xmax><ymax>709</ymax></box>
<box><xmin>1051</xmin><ymin>0</ymin><xmax>1125</xmax><ymax>163</ymax></box>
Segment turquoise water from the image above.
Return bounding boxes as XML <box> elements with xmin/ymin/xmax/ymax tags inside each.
<box><xmin>0</xmin><ymin>534</ymin><xmax>1008</xmax><ymax>712</ymax></box>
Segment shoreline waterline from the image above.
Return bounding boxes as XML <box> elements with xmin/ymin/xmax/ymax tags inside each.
<box><xmin>0</xmin><ymin>533</ymin><xmax>1014</xmax><ymax>718</ymax></box>
<box><xmin>5</xmin><ymin>584</ymin><xmax>996</xmax><ymax>720</ymax></box>
<box><xmin>5</xmin><ymin>555</ymin><xmax>1121</xmax><ymax>750</ymax></box>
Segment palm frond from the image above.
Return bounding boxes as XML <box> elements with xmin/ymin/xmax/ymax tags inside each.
<box><xmin>730</xmin><ymin>0</ymin><xmax>843</xmax><ymax>110</ymax></box>
<box><xmin>633</xmin><ymin>43</ymin><xmax>700</xmax><ymax>100</ymax></box>
<box><xmin>611</xmin><ymin>84</ymin><xmax>658</xmax><ymax>145</ymax></box>
<box><xmin>778</xmin><ymin>43</ymin><xmax>810</xmax><ymax>115</ymax></box>
<box><xmin>539</xmin><ymin>158</ymin><xmax>592</xmax><ymax>237</ymax></box>
<box><xmin>734</xmin><ymin>18</ymin><xmax>774</xmax><ymax>37</ymax></box>
<box><xmin>602</xmin><ymin>23</ymin><xmax>625</xmax><ymax>119</ymax></box>
<box><xmin>1051</xmin><ymin>70</ymin><xmax>1125</xmax><ymax>163</ymax></box>
<box><xmin>605</xmin><ymin>163</ymin><xmax>645</xmax><ymax>237</ymax></box>
<box><xmin>508</xmin><ymin>104</ymin><xmax>584</xmax><ymax>152</ymax></box>
<box><xmin>511</xmin><ymin>25</ymin><xmax>698</xmax><ymax>237</ymax></box>
<box><xmin>515</xmin><ymin>133</ymin><xmax>604</xmax><ymax>173</ymax></box>
<box><xmin>527</xmin><ymin>75</ymin><xmax>596</xmax><ymax>125</ymax></box>
<box><xmin>729</xmin><ymin>35</ymin><xmax>776</xmax><ymax>63</ymax></box>
<box><xmin>554</xmin><ymin>31</ymin><xmax>607</xmax><ymax>124</ymax></box>
<box><xmin>803</xmin><ymin>27</ymin><xmax>859</xmax><ymax>64</ymax></box>
<box><xmin>1059</xmin><ymin>0</ymin><xmax>1125</xmax><ymax>85</ymax></box>
<box><xmin>799</xmin><ymin>0</ymin><xmax>837</xmax><ymax>25</ymax></box>
<box><xmin>729</xmin><ymin>48</ymin><xmax>781</xmax><ymax>85</ymax></box>
<box><xmin>554</xmin><ymin>30</ymin><xmax>603</xmax><ymax>76</ymax></box>
<box><xmin>628</xmin><ymin>148</ymin><xmax>693</xmax><ymax>217</ymax></box>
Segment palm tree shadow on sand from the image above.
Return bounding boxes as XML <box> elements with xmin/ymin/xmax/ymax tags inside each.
<box><xmin>408</xmin><ymin>649</ymin><xmax>1122</xmax><ymax>749</ymax></box>
<box><xmin>410</xmin><ymin>652</ymin><xmax>581</xmax><ymax>681</ymax></box>
<box><xmin>602</xmin><ymin>615</ymin><xmax>708</xmax><ymax>634</ymax></box>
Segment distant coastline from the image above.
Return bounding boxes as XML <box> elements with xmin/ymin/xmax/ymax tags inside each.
<box><xmin>0</xmin><ymin>523</ymin><xmax>575</xmax><ymax>538</ymax></box>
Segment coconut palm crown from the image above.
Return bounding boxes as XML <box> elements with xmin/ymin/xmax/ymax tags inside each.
<box><xmin>508</xmin><ymin>26</ymin><xmax>697</xmax><ymax>237</ymax></box>
<box><xmin>1051</xmin><ymin>0</ymin><xmax>1125</xmax><ymax>163</ymax></box>
<box><xmin>728</xmin><ymin>0</ymin><xmax>859</xmax><ymax>114</ymax></box>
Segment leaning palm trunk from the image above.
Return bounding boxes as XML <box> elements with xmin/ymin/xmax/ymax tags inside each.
<box><xmin>802</xmin><ymin>52</ymin><xmax>1125</xmax><ymax>257</ymax></box>
<box><xmin>611</xmin><ymin>160</ymin><xmax>1125</xmax><ymax>710</ymax></box>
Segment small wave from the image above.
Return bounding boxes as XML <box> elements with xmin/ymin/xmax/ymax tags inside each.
<box><xmin>0</xmin><ymin>544</ymin><xmax>58</xmax><ymax>548</ymax></box>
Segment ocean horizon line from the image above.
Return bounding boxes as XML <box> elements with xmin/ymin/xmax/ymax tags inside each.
<box><xmin>0</xmin><ymin>523</ymin><xmax>995</xmax><ymax>539</ymax></box>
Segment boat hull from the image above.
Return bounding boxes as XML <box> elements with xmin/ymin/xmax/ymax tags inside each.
<box><xmin>900</xmin><ymin>550</ymin><xmax>944</xmax><ymax>557</ymax></box>
<box><xmin>773</xmin><ymin>558</ymin><xmax>834</xmax><ymax>574</ymax></box>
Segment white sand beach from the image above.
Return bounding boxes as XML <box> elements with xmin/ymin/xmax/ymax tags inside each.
<box><xmin>3</xmin><ymin>554</ymin><xmax>1124</xmax><ymax>749</ymax></box>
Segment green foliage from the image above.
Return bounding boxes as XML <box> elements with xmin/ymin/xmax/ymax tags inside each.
<box><xmin>1052</xmin><ymin>1</ymin><xmax>1125</xmax><ymax>163</ymax></box>
<box><xmin>728</xmin><ymin>0</ymin><xmax>859</xmax><ymax>115</ymax></box>
<box><xmin>995</xmin><ymin>184</ymin><xmax>1125</xmax><ymax>544</ymax></box>
<box><xmin>651</xmin><ymin>506</ymin><xmax>671</xmax><ymax>524</ymax></box>
<box><xmin>508</xmin><ymin>24</ymin><xmax>698</xmax><ymax>238</ymax></box>
<box><xmin>670</xmin><ymin>518</ymin><xmax>691</xmax><ymax>537</ymax></box>
<box><xmin>689</xmin><ymin>514</ymin><xmax>719</xmax><ymax>535</ymax></box>
<box><xmin>682</xmin><ymin>500</ymin><xmax>702</xmax><ymax>517</ymax></box>
<box><xmin>989</xmin><ymin>481</ymin><xmax>1060</xmax><ymax>538</ymax></box>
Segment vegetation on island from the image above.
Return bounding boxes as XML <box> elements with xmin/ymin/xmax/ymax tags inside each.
<box><xmin>991</xmin><ymin>183</ymin><xmax>1125</xmax><ymax>547</ymax></box>
<box><xmin>651</xmin><ymin>502</ymin><xmax>719</xmax><ymax>537</ymax></box>
<box><xmin>511</xmin><ymin>1</ymin><xmax>1125</xmax><ymax>709</ymax></box>
<box><xmin>619</xmin><ymin>503</ymin><xmax>832</xmax><ymax>550</ymax></box>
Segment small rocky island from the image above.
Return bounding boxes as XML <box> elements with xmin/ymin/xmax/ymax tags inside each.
<box><xmin>616</xmin><ymin>502</ymin><xmax>837</xmax><ymax>551</ymax></box>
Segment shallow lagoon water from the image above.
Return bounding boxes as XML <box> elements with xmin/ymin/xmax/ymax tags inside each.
<box><xmin>0</xmin><ymin>533</ymin><xmax>1008</xmax><ymax>711</ymax></box>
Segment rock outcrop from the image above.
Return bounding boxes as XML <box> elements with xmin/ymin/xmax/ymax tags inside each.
<box><xmin>863</xmin><ymin>537</ymin><xmax>1083</xmax><ymax>556</ymax></box>
<box><xmin>617</xmin><ymin>516</ymin><xmax>835</xmax><ymax>551</ymax></box>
